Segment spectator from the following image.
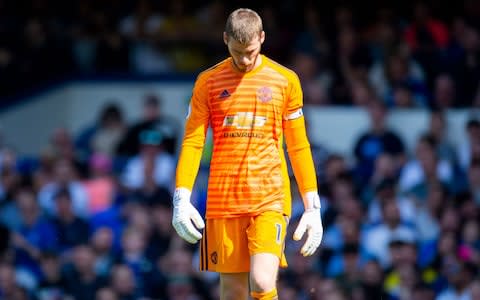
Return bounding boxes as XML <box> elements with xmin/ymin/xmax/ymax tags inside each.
<box><xmin>403</xmin><ymin>2</ymin><xmax>449</xmax><ymax>82</ymax></box>
<box><xmin>467</xmin><ymin>161</ymin><xmax>480</xmax><ymax>205</ymax></box>
<box><xmin>0</xmin><ymin>263</ymin><xmax>27</xmax><ymax>300</ymax></box>
<box><xmin>436</xmin><ymin>259</ymin><xmax>476</xmax><ymax>300</ymax></box>
<box><xmin>82</xmin><ymin>153</ymin><xmax>116</xmax><ymax>215</ymax></box>
<box><xmin>90</xmin><ymin>227</ymin><xmax>116</xmax><ymax>278</ymax></box>
<box><xmin>117</xmin><ymin>94</ymin><xmax>179</xmax><ymax>156</ymax></box>
<box><xmin>399</xmin><ymin>134</ymin><xmax>454</xmax><ymax>199</ymax></box>
<box><xmin>366</xmin><ymin>178</ymin><xmax>416</xmax><ymax>226</ymax></box>
<box><xmin>451</xmin><ymin>24</ymin><xmax>480</xmax><ymax>107</ymax></box>
<box><xmin>121</xmin><ymin>128</ymin><xmax>175</xmax><ymax>192</ymax></box>
<box><xmin>414</xmin><ymin>182</ymin><xmax>445</xmax><ymax>243</ymax></box>
<box><xmin>63</xmin><ymin>244</ymin><xmax>107</xmax><ymax>300</ymax></box>
<box><xmin>290</xmin><ymin>50</ymin><xmax>330</xmax><ymax>105</ymax></box>
<box><xmin>360</xmin><ymin>153</ymin><xmax>397</xmax><ymax>203</ymax></box>
<box><xmin>353</xmin><ymin>99</ymin><xmax>406</xmax><ymax>182</ymax></box>
<box><xmin>362</xmin><ymin>199</ymin><xmax>416</xmax><ymax>268</ymax></box>
<box><xmin>458</xmin><ymin>118</ymin><xmax>480</xmax><ymax>172</ymax></box>
<box><xmin>38</xmin><ymin>158</ymin><xmax>89</xmax><ymax>218</ymax></box>
<box><xmin>51</xmin><ymin>188</ymin><xmax>91</xmax><ymax>252</ymax></box>
<box><xmin>108</xmin><ymin>264</ymin><xmax>138</xmax><ymax>300</ymax></box>
<box><xmin>13</xmin><ymin>187</ymin><xmax>58</xmax><ymax>284</ymax></box>
<box><xmin>427</xmin><ymin>110</ymin><xmax>457</xmax><ymax>164</ymax></box>
<box><xmin>76</xmin><ymin>103</ymin><xmax>126</xmax><ymax>160</ymax></box>
<box><xmin>432</xmin><ymin>74</ymin><xmax>457</xmax><ymax>109</ymax></box>
<box><xmin>369</xmin><ymin>45</ymin><xmax>427</xmax><ymax>104</ymax></box>
<box><xmin>115</xmin><ymin>226</ymin><xmax>153</xmax><ymax>298</ymax></box>
<box><xmin>357</xmin><ymin>259</ymin><xmax>388</xmax><ymax>299</ymax></box>
<box><xmin>96</xmin><ymin>287</ymin><xmax>119</xmax><ymax>300</ymax></box>
<box><xmin>412</xmin><ymin>283</ymin><xmax>436</xmax><ymax>300</ymax></box>
<box><xmin>36</xmin><ymin>252</ymin><xmax>66</xmax><ymax>300</ymax></box>
<box><xmin>145</xmin><ymin>193</ymin><xmax>174</xmax><ymax>260</ymax></box>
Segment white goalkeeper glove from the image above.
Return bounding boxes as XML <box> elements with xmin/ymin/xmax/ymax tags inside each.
<box><xmin>172</xmin><ymin>187</ymin><xmax>205</xmax><ymax>244</ymax></box>
<box><xmin>293</xmin><ymin>191</ymin><xmax>323</xmax><ymax>256</ymax></box>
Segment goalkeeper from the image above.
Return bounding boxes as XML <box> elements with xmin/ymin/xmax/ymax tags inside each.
<box><xmin>172</xmin><ymin>7</ymin><xmax>323</xmax><ymax>300</ymax></box>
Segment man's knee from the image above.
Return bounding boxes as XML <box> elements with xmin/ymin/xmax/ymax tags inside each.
<box><xmin>250</xmin><ymin>270</ymin><xmax>277</xmax><ymax>292</ymax></box>
<box><xmin>250</xmin><ymin>253</ymin><xmax>279</xmax><ymax>292</ymax></box>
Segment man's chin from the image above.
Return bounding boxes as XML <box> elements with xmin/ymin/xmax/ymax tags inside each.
<box><xmin>240</xmin><ymin>66</ymin><xmax>253</xmax><ymax>72</ymax></box>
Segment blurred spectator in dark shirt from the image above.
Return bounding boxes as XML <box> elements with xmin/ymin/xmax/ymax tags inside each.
<box><xmin>51</xmin><ymin>188</ymin><xmax>90</xmax><ymax>252</ymax></box>
<box><xmin>145</xmin><ymin>190</ymin><xmax>174</xmax><ymax>260</ymax></box>
<box><xmin>403</xmin><ymin>2</ymin><xmax>450</xmax><ymax>82</ymax></box>
<box><xmin>36</xmin><ymin>252</ymin><xmax>66</xmax><ymax>300</ymax></box>
<box><xmin>116</xmin><ymin>226</ymin><xmax>152</xmax><ymax>296</ymax></box>
<box><xmin>13</xmin><ymin>187</ymin><xmax>58</xmax><ymax>284</ymax></box>
<box><xmin>117</xmin><ymin>94</ymin><xmax>179</xmax><ymax>156</ymax></box>
<box><xmin>108</xmin><ymin>264</ymin><xmax>138</xmax><ymax>300</ymax></box>
<box><xmin>451</xmin><ymin>24</ymin><xmax>480</xmax><ymax>107</ymax></box>
<box><xmin>458</xmin><ymin>118</ymin><xmax>480</xmax><ymax>172</ymax></box>
<box><xmin>466</xmin><ymin>161</ymin><xmax>480</xmax><ymax>205</ymax></box>
<box><xmin>436</xmin><ymin>259</ymin><xmax>476</xmax><ymax>300</ymax></box>
<box><xmin>63</xmin><ymin>244</ymin><xmax>107</xmax><ymax>300</ymax></box>
<box><xmin>330</xmin><ymin>25</ymin><xmax>372</xmax><ymax>105</ymax></box>
<box><xmin>432</xmin><ymin>74</ymin><xmax>457</xmax><ymax>109</ymax></box>
<box><xmin>353</xmin><ymin>100</ymin><xmax>406</xmax><ymax>182</ymax></box>
<box><xmin>90</xmin><ymin>227</ymin><xmax>116</xmax><ymax>278</ymax></box>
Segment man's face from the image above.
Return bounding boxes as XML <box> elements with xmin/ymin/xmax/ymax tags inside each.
<box><xmin>224</xmin><ymin>31</ymin><xmax>264</xmax><ymax>73</ymax></box>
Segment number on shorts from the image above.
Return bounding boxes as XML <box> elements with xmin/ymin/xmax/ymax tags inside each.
<box><xmin>275</xmin><ymin>223</ymin><xmax>282</xmax><ymax>244</ymax></box>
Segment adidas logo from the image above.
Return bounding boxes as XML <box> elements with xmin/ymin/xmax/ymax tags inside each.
<box><xmin>219</xmin><ymin>89</ymin><xmax>230</xmax><ymax>99</ymax></box>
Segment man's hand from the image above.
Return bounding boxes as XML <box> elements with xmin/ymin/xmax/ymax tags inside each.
<box><xmin>172</xmin><ymin>187</ymin><xmax>205</xmax><ymax>244</ymax></box>
<box><xmin>293</xmin><ymin>192</ymin><xmax>323</xmax><ymax>256</ymax></box>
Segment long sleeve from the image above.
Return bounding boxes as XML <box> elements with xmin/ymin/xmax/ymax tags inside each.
<box><xmin>283</xmin><ymin>73</ymin><xmax>317</xmax><ymax>195</ymax></box>
<box><xmin>176</xmin><ymin>74</ymin><xmax>210</xmax><ymax>190</ymax></box>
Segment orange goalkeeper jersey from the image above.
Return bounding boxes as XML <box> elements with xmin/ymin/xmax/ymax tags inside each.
<box><xmin>176</xmin><ymin>55</ymin><xmax>317</xmax><ymax>218</ymax></box>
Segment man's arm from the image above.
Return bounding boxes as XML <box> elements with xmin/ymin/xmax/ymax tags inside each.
<box><xmin>283</xmin><ymin>72</ymin><xmax>323</xmax><ymax>256</ymax></box>
<box><xmin>172</xmin><ymin>75</ymin><xmax>209</xmax><ymax>244</ymax></box>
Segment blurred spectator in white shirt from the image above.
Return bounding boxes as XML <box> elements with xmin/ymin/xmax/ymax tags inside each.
<box><xmin>121</xmin><ymin>129</ymin><xmax>174</xmax><ymax>192</ymax></box>
<box><xmin>38</xmin><ymin>158</ymin><xmax>89</xmax><ymax>218</ymax></box>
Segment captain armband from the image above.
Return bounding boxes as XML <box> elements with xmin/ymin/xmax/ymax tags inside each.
<box><xmin>284</xmin><ymin>108</ymin><xmax>303</xmax><ymax>120</ymax></box>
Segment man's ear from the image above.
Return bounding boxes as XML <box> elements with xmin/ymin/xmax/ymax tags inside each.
<box><xmin>223</xmin><ymin>32</ymin><xmax>228</xmax><ymax>45</ymax></box>
<box><xmin>260</xmin><ymin>31</ymin><xmax>265</xmax><ymax>44</ymax></box>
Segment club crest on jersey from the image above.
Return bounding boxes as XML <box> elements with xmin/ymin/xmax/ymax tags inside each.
<box><xmin>257</xmin><ymin>86</ymin><xmax>273</xmax><ymax>103</ymax></box>
<box><xmin>219</xmin><ymin>89</ymin><xmax>230</xmax><ymax>99</ymax></box>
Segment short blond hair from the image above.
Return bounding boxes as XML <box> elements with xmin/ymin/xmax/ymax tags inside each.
<box><xmin>225</xmin><ymin>8</ymin><xmax>263</xmax><ymax>44</ymax></box>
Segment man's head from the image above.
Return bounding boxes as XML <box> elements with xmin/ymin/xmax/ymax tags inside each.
<box><xmin>224</xmin><ymin>8</ymin><xmax>265</xmax><ymax>72</ymax></box>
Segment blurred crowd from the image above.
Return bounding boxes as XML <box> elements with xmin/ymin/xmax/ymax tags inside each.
<box><xmin>0</xmin><ymin>93</ymin><xmax>480</xmax><ymax>300</ymax></box>
<box><xmin>1</xmin><ymin>0</ymin><xmax>480</xmax><ymax>300</ymax></box>
<box><xmin>1</xmin><ymin>0</ymin><xmax>480</xmax><ymax>109</ymax></box>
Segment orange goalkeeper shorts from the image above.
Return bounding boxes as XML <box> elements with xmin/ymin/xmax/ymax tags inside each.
<box><xmin>199</xmin><ymin>210</ymin><xmax>288</xmax><ymax>273</ymax></box>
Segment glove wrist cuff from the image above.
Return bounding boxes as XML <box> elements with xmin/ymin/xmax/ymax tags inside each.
<box><xmin>174</xmin><ymin>187</ymin><xmax>192</xmax><ymax>205</ymax></box>
<box><xmin>302</xmin><ymin>191</ymin><xmax>321</xmax><ymax>210</ymax></box>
